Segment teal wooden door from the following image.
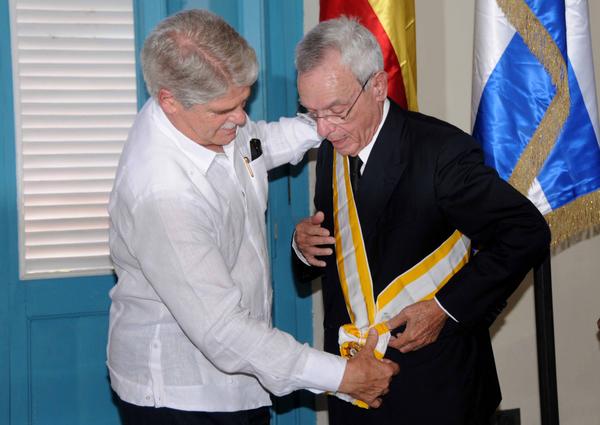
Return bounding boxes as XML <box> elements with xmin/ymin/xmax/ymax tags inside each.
<box><xmin>1</xmin><ymin>1</ymin><xmax>314</xmax><ymax>424</ymax></box>
<box><xmin>0</xmin><ymin>1</ymin><xmax>122</xmax><ymax>423</ymax></box>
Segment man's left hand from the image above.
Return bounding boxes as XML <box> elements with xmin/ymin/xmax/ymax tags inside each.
<box><xmin>386</xmin><ymin>300</ymin><xmax>447</xmax><ymax>353</ymax></box>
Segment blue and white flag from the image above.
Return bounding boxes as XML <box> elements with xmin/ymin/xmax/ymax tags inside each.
<box><xmin>472</xmin><ymin>0</ymin><xmax>600</xmax><ymax>250</ymax></box>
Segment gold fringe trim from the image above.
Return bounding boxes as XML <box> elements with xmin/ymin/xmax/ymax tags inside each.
<box><xmin>495</xmin><ymin>0</ymin><xmax>596</xmax><ymax>250</ymax></box>
<box><xmin>496</xmin><ymin>0</ymin><xmax>570</xmax><ymax>197</ymax></box>
<box><xmin>546</xmin><ymin>190</ymin><xmax>600</xmax><ymax>254</ymax></box>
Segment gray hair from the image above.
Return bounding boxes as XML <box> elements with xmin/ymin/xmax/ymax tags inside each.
<box><xmin>295</xmin><ymin>16</ymin><xmax>383</xmax><ymax>85</ymax></box>
<box><xmin>141</xmin><ymin>9</ymin><xmax>258</xmax><ymax>108</ymax></box>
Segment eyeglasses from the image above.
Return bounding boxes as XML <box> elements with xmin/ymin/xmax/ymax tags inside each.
<box><xmin>305</xmin><ymin>75</ymin><xmax>372</xmax><ymax>124</ymax></box>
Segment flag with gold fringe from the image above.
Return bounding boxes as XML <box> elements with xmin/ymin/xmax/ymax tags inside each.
<box><xmin>320</xmin><ymin>0</ymin><xmax>418</xmax><ymax>111</ymax></box>
<box><xmin>472</xmin><ymin>0</ymin><xmax>600</xmax><ymax>251</ymax></box>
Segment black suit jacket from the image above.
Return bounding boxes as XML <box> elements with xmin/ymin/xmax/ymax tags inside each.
<box><xmin>294</xmin><ymin>101</ymin><xmax>550</xmax><ymax>425</ymax></box>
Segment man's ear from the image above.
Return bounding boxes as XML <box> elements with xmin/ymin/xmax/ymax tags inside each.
<box><xmin>371</xmin><ymin>71</ymin><xmax>388</xmax><ymax>101</ymax></box>
<box><xmin>157</xmin><ymin>88</ymin><xmax>178</xmax><ymax>114</ymax></box>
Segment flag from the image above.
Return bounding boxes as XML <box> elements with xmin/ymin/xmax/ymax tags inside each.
<box><xmin>472</xmin><ymin>0</ymin><xmax>600</xmax><ymax>250</ymax></box>
<box><xmin>320</xmin><ymin>0</ymin><xmax>418</xmax><ymax>111</ymax></box>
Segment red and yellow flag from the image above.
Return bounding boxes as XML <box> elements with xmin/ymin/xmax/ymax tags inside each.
<box><xmin>320</xmin><ymin>0</ymin><xmax>418</xmax><ymax>111</ymax></box>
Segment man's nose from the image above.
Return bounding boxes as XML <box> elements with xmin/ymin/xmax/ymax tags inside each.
<box><xmin>230</xmin><ymin>106</ymin><xmax>247</xmax><ymax>125</ymax></box>
<box><xmin>316</xmin><ymin>117</ymin><xmax>335</xmax><ymax>138</ymax></box>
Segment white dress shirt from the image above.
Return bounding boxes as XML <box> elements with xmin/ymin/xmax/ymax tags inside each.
<box><xmin>107</xmin><ymin>99</ymin><xmax>346</xmax><ymax>412</ymax></box>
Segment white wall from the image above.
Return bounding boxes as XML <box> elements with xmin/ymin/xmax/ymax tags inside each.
<box><xmin>304</xmin><ymin>1</ymin><xmax>600</xmax><ymax>424</ymax></box>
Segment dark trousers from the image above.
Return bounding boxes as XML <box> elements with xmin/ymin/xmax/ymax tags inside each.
<box><xmin>116</xmin><ymin>396</ymin><xmax>270</xmax><ymax>425</ymax></box>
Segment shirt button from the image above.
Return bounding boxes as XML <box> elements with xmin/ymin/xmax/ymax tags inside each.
<box><xmin>153</xmin><ymin>343</ymin><xmax>159</xmax><ymax>349</ymax></box>
<box><xmin>145</xmin><ymin>396</ymin><xmax>151</xmax><ymax>401</ymax></box>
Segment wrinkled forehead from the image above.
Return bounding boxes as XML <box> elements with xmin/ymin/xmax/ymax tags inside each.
<box><xmin>298</xmin><ymin>63</ymin><xmax>357</xmax><ymax>111</ymax></box>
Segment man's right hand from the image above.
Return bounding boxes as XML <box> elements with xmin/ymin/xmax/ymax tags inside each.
<box><xmin>337</xmin><ymin>329</ymin><xmax>400</xmax><ymax>408</ymax></box>
<box><xmin>294</xmin><ymin>211</ymin><xmax>336</xmax><ymax>267</ymax></box>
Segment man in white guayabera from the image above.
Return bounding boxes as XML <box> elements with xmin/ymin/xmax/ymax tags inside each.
<box><xmin>107</xmin><ymin>9</ymin><xmax>398</xmax><ymax>425</ymax></box>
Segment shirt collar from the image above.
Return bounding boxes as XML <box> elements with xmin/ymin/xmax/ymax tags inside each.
<box><xmin>150</xmin><ymin>99</ymin><xmax>236</xmax><ymax>175</ymax></box>
<box><xmin>357</xmin><ymin>98</ymin><xmax>390</xmax><ymax>166</ymax></box>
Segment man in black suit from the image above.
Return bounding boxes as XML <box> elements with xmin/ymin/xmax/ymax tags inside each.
<box><xmin>292</xmin><ymin>17</ymin><xmax>550</xmax><ymax>425</ymax></box>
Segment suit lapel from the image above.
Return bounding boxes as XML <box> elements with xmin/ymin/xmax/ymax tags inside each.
<box><xmin>357</xmin><ymin>102</ymin><xmax>409</xmax><ymax>239</ymax></box>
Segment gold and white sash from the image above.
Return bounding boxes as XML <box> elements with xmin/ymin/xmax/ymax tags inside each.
<box><xmin>332</xmin><ymin>151</ymin><xmax>471</xmax><ymax>407</ymax></box>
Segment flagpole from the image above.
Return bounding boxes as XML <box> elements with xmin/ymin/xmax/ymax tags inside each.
<box><xmin>533</xmin><ymin>254</ymin><xmax>560</xmax><ymax>425</ymax></box>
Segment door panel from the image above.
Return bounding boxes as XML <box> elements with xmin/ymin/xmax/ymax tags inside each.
<box><xmin>0</xmin><ymin>0</ymin><xmax>126</xmax><ymax>423</ymax></box>
<box><xmin>29</xmin><ymin>311</ymin><xmax>114</xmax><ymax>425</ymax></box>
<box><xmin>9</xmin><ymin>278</ymin><xmax>117</xmax><ymax>425</ymax></box>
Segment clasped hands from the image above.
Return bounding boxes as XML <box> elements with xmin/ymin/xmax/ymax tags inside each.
<box><xmin>296</xmin><ymin>212</ymin><xmax>450</xmax><ymax>407</ymax></box>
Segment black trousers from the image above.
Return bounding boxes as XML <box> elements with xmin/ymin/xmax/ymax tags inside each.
<box><xmin>116</xmin><ymin>396</ymin><xmax>270</xmax><ymax>425</ymax></box>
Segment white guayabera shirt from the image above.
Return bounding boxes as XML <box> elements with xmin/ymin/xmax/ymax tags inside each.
<box><xmin>107</xmin><ymin>99</ymin><xmax>345</xmax><ymax>412</ymax></box>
